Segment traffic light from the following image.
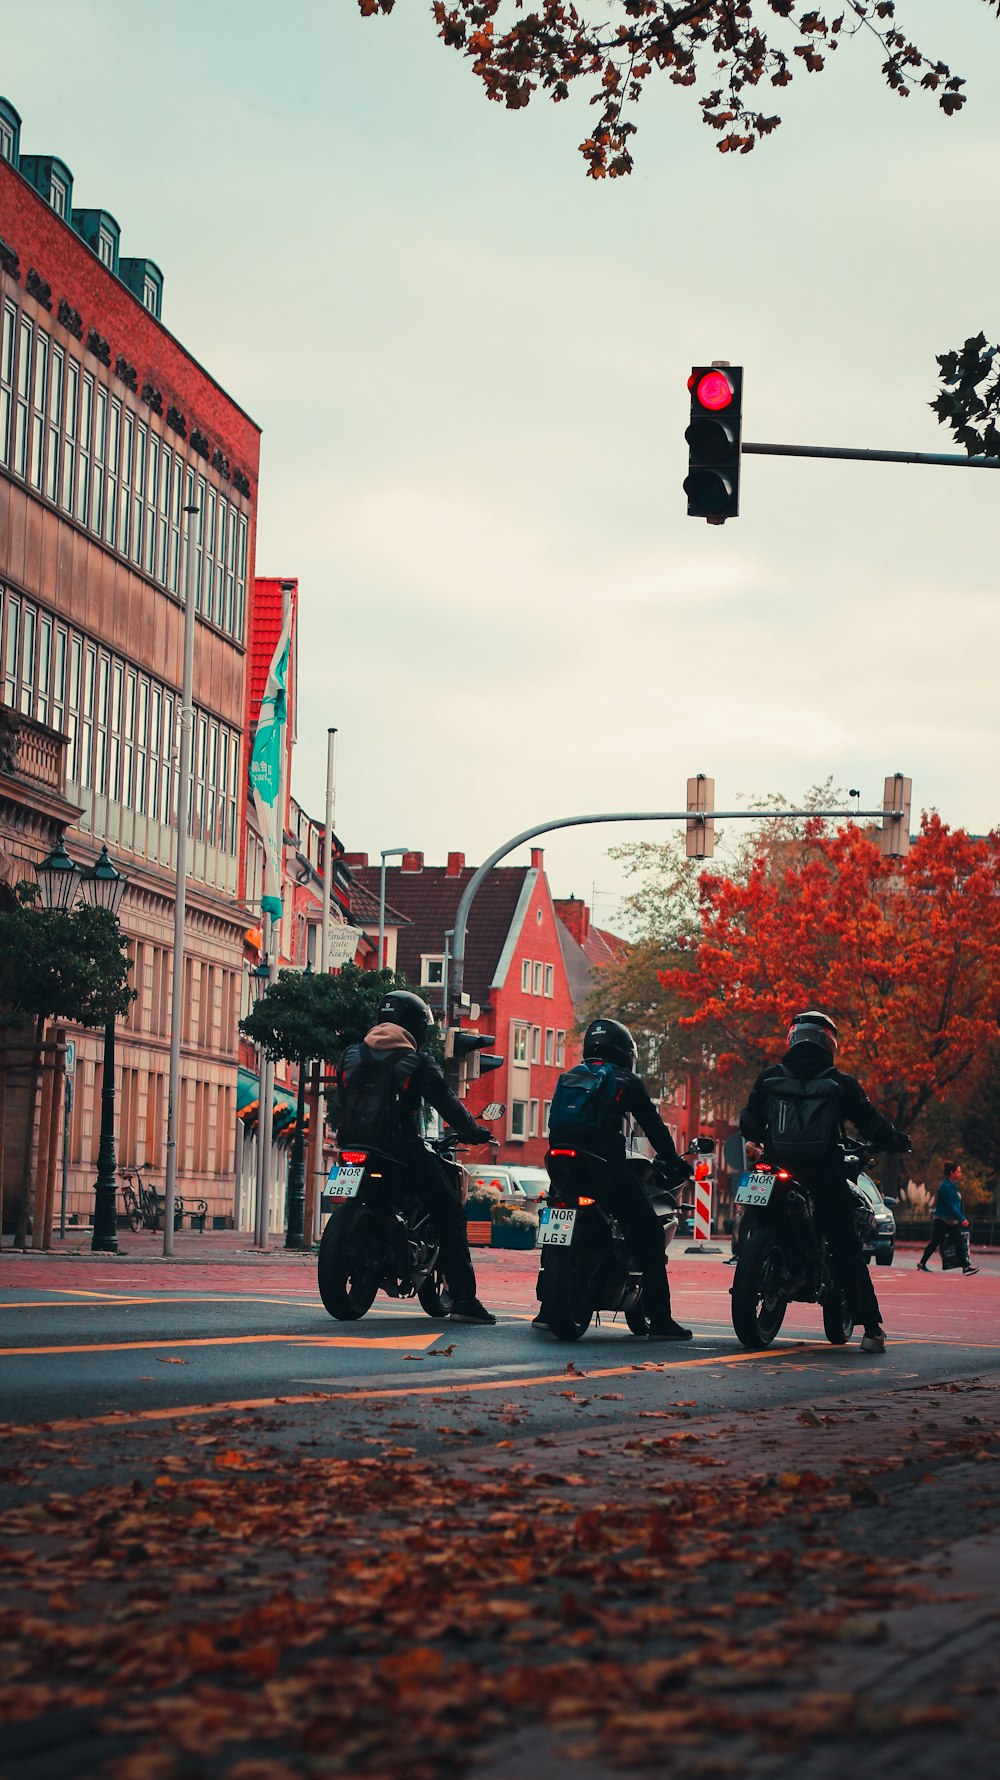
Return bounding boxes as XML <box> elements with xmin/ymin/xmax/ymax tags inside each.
<box><xmin>686</xmin><ymin>773</ymin><xmax>715</xmax><ymax>859</ymax></box>
<box><xmin>684</xmin><ymin>365</ymin><xmax>743</xmax><ymax>523</ymax></box>
<box><xmin>880</xmin><ymin>772</ymin><xmax>912</xmax><ymax>859</ymax></box>
<box><xmin>445</xmin><ymin>1028</ymin><xmax>505</xmax><ymax>1093</ymax></box>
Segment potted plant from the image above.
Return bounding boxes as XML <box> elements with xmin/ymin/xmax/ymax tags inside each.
<box><xmin>465</xmin><ymin>1179</ymin><xmax>501</xmax><ymax>1247</ymax></box>
<box><xmin>491</xmin><ymin>1200</ymin><xmax>539</xmax><ymax>1250</ymax></box>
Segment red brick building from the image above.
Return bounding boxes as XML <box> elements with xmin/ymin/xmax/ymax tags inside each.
<box><xmin>0</xmin><ymin>94</ymin><xmax>259</xmax><ymax>1230</ymax></box>
<box><xmin>345</xmin><ymin>849</ymin><xmax>581</xmax><ymax>1165</ymax></box>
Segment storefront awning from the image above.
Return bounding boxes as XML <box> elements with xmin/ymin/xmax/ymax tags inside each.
<box><xmin>237</xmin><ymin>1065</ymin><xmax>293</xmax><ymax>1133</ymax></box>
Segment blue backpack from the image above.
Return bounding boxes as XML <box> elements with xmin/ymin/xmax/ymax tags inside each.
<box><xmin>548</xmin><ymin>1060</ymin><xmax>622</xmax><ymax>1144</ymax></box>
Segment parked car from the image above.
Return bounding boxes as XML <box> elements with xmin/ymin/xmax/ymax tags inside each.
<box><xmin>853</xmin><ymin>1172</ymin><xmax>897</xmax><ymax>1266</ymax></box>
<box><xmin>505</xmin><ymin>1166</ymin><xmax>550</xmax><ymax>1209</ymax></box>
<box><xmin>461</xmin><ymin>1164</ymin><xmax>529</xmax><ymax>1209</ymax></box>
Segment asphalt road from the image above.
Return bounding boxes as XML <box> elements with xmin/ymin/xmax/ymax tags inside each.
<box><xmin>2</xmin><ymin>1243</ymin><xmax>999</xmax><ymax>1780</ymax></box>
<box><xmin>1</xmin><ymin>1246</ymin><xmax>997</xmax><ymax>1451</ymax></box>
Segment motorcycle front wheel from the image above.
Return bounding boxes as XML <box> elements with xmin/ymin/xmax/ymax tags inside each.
<box><xmin>822</xmin><ymin>1290</ymin><xmax>855</xmax><ymax>1345</ymax></box>
<box><xmin>317</xmin><ymin>1205</ymin><xmax>380</xmax><ymax>1320</ymax></box>
<box><xmin>541</xmin><ymin>1249</ymin><xmax>593</xmax><ymax>1342</ymax></box>
<box><xmin>731</xmin><ymin>1228</ymin><xmax>788</xmax><ymax>1349</ymax></box>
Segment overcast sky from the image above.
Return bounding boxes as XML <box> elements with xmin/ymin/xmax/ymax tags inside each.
<box><xmin>4</xmin><ymin>2</ymin><xmax>999</xmax><ymax>926</ymax></box>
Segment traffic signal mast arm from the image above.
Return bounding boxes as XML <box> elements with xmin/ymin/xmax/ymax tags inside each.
<box><xmin>743</xmin><ymin>441</ymin><xmax>1000</xmax><ymax>469</ymax></box>
<box><xmin>446</xmin><ymin>788</ymin><xmax>910</xmax><ymax>1042</ymax></box>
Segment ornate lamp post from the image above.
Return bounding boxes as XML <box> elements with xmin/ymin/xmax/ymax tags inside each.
<box><xmin>79</xmin><ymin>846</ymin><xmax>129</xmax><ymax>1253</ymax></box>
<box><xmin>34</xmin><ymin>837</ymin><xmax>84</xmax><ymax>914</ymax></box>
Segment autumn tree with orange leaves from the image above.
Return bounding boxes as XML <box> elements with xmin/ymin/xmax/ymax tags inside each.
<box><xmin>359</xmin><ymin>2</ymin><xmax>980</xmax><ymax>177</ymax></box>
<box><xmin>657</xmin><ymin>816</ymin><xmax>1000</xmax><ymax>1182</ymax></box>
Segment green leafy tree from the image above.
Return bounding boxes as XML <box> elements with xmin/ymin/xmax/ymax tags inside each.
<box><xmin>0</xmin><ymin>885</ymin><xmax>136</xmax><ymax>1243</ymax></box>
<box><xmin>360</xmin><ymin>2</ymin><xmax>976</xmax><ymax>177</ymax></box>
<box><xmin>0</xmin><ymin>890</ymin><xmax>136</xmax><ymax>1030</ymax></box>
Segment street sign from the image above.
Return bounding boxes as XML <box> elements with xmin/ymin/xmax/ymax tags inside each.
<box><xmin>64</xmin><ymin>1039</ymin><xmax>76</xmax><ymax>1078</ymax></box>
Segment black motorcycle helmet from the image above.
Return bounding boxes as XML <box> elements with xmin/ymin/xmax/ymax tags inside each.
<box><xmin>583</xmin><ymin>1018</ymin><xmax>638</xmax><ymax>1071</ymax></box>
<box><xmin>376</xmin><ymin>989</ymin><xmax>434</xmax><ymax>1048</ymax></box>
<box><xmin>786</xmin><ymin>1009</ymin><xmax>838</xmax><ymax>1061</ymax></box>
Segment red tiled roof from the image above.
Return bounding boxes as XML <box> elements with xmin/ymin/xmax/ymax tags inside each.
<box><xmin>583</xmin><ymin>925</ymin><xmax>630</xmax><ymax>967</ymax></box>
<box><xmin>346</xmin><ymin>864</ymin><xmax>530</xmax><ymax>1005</ymax></box>
<box><xmin>249</xmin><ymin>578</ymin><xmax>298</xmax><ymax>730</ymax></box>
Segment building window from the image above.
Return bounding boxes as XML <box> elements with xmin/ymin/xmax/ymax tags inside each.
<box><xmin>545</xmin><ymin>1029</ymin><xmax>554</xmax><ymax>1065</ymax></box>
<box><xmin>543</xmin><ymin>1099</ymin><xmax>552</xmax><ymax>1131</ymax></box>
<box><xmin>556</xmin><ymin>1030</ymin><xmax>566</xmax><ymax>1067</ymax></box>
<box><xmin>0</xmin><ymin>120</ymin><xmax>13</xmax><ymax>164</ymax></box>
<box><xmin>521</xmin><ymin>959</ymin><xmax>531</xmax><ymax>993</ymax></box>
<box><xmin>142</xmin><ymin>275</ymin><xmax>158</xmax><ymax>313</ymax></box>
<box><xmin>510</xmin><ymin>1101</ymin><xmax>528</xmax><ymax>1141</ymax></box>
<box><xmin>0</xmin><ymin>302</ymin><xmax>15</xmax><ymax>466</ymax></box>
<box><xmin>98</xmin><ymin>228</ymin><xmax>115</xmax><ymax>269</ymax></box>
<box><xmin>530</xmin><ymin>1025</ymin><xmax>541</xmax><ymax>1064</ymax></box>
<box><xmin>533</xmin><ymin>962</ymin><xmax>543</xmax><ymax>995</ymax></box>
<box><xmin>544</xmin><ymin>963</ymin><xmax>554</xmax><ymax>997</ymax></box>
<box><xmin>512</xmin><ymin>1025</ymin><xmax>529</xmax><ymax>1065</ymax></box>
<box><xmin>50</xmin><ymin>175</ymin><xmax>67</xmax><ymax>218</ymax></box>
<box><xmin>420</xmin><ymin>956</ymin><xmax>445</xmax><ymax>987</ymax></box>
<box><xmin>529</xmin><ymin>1099</ymin><xmax>539</xmax><ymax>1136</ymax></box>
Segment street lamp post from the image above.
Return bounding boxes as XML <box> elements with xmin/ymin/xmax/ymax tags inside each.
<box><xmin>77</xmin><ymin>846</ymin><xmax>129</xmax><ymax>1252</ymax></box>
<box><xmin>378</xmin><ymin>847</ymin><xmax>409</xmax><ymax>973</ymax></box>
<box><xmin>285</xmin><ymin>963</ymin><xmax>311</xmax><ymax>1251</ymax></box>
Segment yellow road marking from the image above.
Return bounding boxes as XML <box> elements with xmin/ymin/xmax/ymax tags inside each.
<box><xmin>0</xmin><ymin>1341</ymin><xmax>841</xmax><ymax>1435</ymax></box>
<box><xmin>0</xmin><ymin>1331</ymin><xmax>440</xmax><ymax>1359</ymax></box>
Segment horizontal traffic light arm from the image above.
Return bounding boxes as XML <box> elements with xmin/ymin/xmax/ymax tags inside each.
<box><xmin>742</xmin><ymin>441</ymin><xmax>1000</xmax><ymax>468</ymax></box>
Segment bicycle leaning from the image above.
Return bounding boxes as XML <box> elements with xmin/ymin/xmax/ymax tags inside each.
<box><xmin>119</xmin><ymin>1164</ymin><xmax>183</xmax><ymax>1233</ymax></box>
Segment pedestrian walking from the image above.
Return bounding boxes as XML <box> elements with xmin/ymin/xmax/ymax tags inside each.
<box><xmin>917</xmin><ymin>1162</ymin><xmax>979</xmax><ymax>1275</ymax></box>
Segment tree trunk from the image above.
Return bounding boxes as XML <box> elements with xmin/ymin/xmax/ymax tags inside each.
<box><xmin>14</xmin><ymin>1014</ymin><xmax>46</xmax><ymax>1249</ymax></box>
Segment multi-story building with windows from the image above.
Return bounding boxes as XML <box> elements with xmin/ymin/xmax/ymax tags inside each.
<box><xmin>0</xmin><ymin>94</ymin><xmax>259</xmax><ymax>1232</ymax></box>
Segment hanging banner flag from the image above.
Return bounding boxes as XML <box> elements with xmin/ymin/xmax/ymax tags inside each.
<box><xmin>249</xmin><ymin>606</ymin><xmax>293</xmax><ymax>919</ymax></box>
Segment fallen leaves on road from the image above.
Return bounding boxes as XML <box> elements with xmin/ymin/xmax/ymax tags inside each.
<box><xmin>0</xmin><ymin>1388</ymin><xmax>997</xmax><ymax>1779</ymax></box>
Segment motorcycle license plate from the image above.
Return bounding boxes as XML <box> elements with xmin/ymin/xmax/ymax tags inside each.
<box><xmin>736</xmin><ymin>1170</ymin><xmax>775</xmax><ymax>1208</ymax></box>
<box><xmin>540</xmin><ymin>1206</ymin><xmax>577</xmax><ymax>1246</ymax></box>
<box><xmin>329</xmin><ymin>1166</ymin><xmax>364</xmax><ymax>1198</ymax></box>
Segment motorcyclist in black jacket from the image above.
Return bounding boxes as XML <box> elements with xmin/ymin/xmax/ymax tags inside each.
<box><xmin>539</xmin><ymin>1018</ymin><xmax>694</xmax><ymax>1342</ymax></box>
<box><xmin>336</xmin><ymin>990</ymin><xmax>497</xmax><ymax>1326</ymax></box>
<box><xmin>739</xmin><ymin>1010</ymin><xmax>910</xmax><ymax>1354</ymax></box>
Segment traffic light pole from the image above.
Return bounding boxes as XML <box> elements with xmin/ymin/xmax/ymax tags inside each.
<box><xmin>446</xmin><ymin>802</ymin><xmax>892</xmax><ymax>1070</ymax></box>
<box><xmin>742</xmin><ymin>442</ymin><xmax>1000</xmax><ymax>470</ymax></box>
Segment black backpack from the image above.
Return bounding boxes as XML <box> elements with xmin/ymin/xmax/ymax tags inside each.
<box><xmin>548</xmin><ymin>1060</ymin><xmax>622</xmax><ymax>1144</ymax></box>
<box><xmin>338</xmin><ymin>1046</ymin><xmax>416</xmax><ymax>1147</ymax></box>
<box><xmin>763</xmin><ymin>1064</ymin><xmax>842</xmax><ymax>1166</ymax></box>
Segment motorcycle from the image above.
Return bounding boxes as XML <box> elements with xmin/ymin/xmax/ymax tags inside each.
<box><xmin>318</xmin><ymin>1128</ymin><xmax>480</xmax><ymax>1321</ymax></box>
<box><xmin>535</xmin><ymin>1137</ymin><xmax>713</xmax><ymax>1342</ymax></box>
<box><xmin>729</xmin><ymin>1139</ymin><xmax>882</xmax><ymax>1350</ymax></box>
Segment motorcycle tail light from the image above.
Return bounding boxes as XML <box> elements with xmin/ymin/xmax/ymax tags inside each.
<box><xmin>340</xmin><ymin>1150</ymin><xmax>368</xmax><ymax>1166</ymax></box>
<box><xmin>549</xmin><ymin>1148</ymin><xmax>578</xmax><ymax>1158</ymax></box>
<box><xmin>775</xmin><ymin>1170</ymin><xmax>791</xmax><ymax>1180</ymax></box>
<box><xmin>577</xmin><ymin>1195</ymin><xmax>595</xmax><ymax>1207</ymax></box>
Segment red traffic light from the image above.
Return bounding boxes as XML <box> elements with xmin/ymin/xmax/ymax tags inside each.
<box><xmin>694</xmin><ymin>370</ymin><xmax>734</xmax><ymax>412</ymax></box>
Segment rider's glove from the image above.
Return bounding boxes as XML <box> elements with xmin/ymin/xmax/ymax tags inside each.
<box><xmin>657</xmin><ymin>1155</ymin><xmax>693</xmax><ymax>1190</ymax></box>
<box><xmin>472</xmin><ymin>1126</ymin><xmax>493</xmax><ymax>1145</ymax></box>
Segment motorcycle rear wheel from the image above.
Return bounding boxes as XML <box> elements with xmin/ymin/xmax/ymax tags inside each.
<box><xmin>317</xmin><ymin>1206</ymin><xmax>380</xmax><ymax>1320</ymax></box>
<box><xmin>542</xmin><ymin>1250</ymin><xmax>593</xmax><ymax>1342</ymax></box>
<box><xmin>624</xmin><ymin>1295</ymin><xmax>649</xmax><ymax>1336</ymax></box>
<box><xmin>417</xmin><ymin>1269</ymin><xmax>453</xmax><ymax>1318</ymax></box>
<box><xmin>822</xmin><ymin>1290</ymin><xmax>855</xmax><ymax>1345</ymax></box>
<box><xmin>731</xmin><ymin>1228</ymin><xmax>788</xmax><ymax>1350</ymax></box>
